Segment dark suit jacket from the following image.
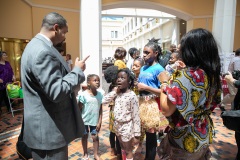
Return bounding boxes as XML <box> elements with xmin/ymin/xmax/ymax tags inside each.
<box><xmin>21</xmin><ymin>34</ymin><xmax>85</xmax><ymax>150</ymax></box>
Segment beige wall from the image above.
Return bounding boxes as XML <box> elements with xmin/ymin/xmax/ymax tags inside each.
<box><xmin>0</xmin><ymin>0</ymin><xmax>239</xmax><ymax>54</ymax></box>
<box><xmin>235</xmin><ymin>2</ymin><xmax>240</xmax><ymax>50</ymax></box>
<box><xmin>234</xmin><ymin>17</ymin><xmax>240</xmax><ymax>51</ymax></box>
<box><xmin>0</xmin><ymin>0</ymin><xmax>32</xmax><ymax>39</ymax></box>
<box><xmin>189</xmin><ymin>18</ymin><xmax>213</xmax><ymax>31</ymax></box>
<box><xmin>31</xmin><ymin>7</ymin><xmax>80</xmax><ymax>61</ymax></box>
<box><xmin>103</xmin><ymin>0</ymin><xmax>215</xmax><ymax>16</ymax></box>
<box><xmin>30</xmin><ymin>0</ymin><xmax>79</xmax><ymax>10</ymax></box>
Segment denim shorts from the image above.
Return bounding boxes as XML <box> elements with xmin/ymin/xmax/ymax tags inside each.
<box><xmin>84</xmin><ymin>125</ymin><xmax>97</xmax><ymax>135</ymax></box>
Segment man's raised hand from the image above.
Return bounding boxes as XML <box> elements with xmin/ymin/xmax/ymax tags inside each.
<box><xmin>75</xmin><ymin>55</ymin><xmax>90</xmax><ymax>71</ymax></box>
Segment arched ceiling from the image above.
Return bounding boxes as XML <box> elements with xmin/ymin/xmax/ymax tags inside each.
<box><xmin>25</xmin><ymin>0</ymin><xmax>217</xmax><ymax>21</ymax></box>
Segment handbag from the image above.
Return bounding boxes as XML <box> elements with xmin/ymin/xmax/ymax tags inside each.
<box><xmin>16</xmin><ymin>117</ymin><xmax>32</xmax><ymax>160</ymax></box>
<box><xmin>221</xmin><ymin>110</ymin><xmax>240</xmax><ymax>132</ymax></box>
<box><xmin>19</xmin><ymin>88</ymin><xmax>24</xmax><ymax>98</ymax></box>
<box><xmin>6</xmin><ymin>81</ymin><xmax>21</xmax><ymax>98</ymax></box>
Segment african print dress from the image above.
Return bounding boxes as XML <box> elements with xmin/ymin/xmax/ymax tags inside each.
<box><xmin>158</xmin><ymin>67</ymin><xmax>221</xmax><ymax>158</ymax></box>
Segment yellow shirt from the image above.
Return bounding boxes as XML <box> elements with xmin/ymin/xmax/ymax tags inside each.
<box><xmin>114</xmin><ymin>60</ymin><xmax>126</xmax><ymax>70</ymax></box>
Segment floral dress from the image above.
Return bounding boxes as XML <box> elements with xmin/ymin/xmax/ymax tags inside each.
<box><xmin>163</xmin><ymin>67</ymin><xmax>221</xmax><ymax>153</ymax></box>
<box><xmin>103</xmin><ymin>90</ymin><xmax>141</xmax><ymax>142</ymax></box>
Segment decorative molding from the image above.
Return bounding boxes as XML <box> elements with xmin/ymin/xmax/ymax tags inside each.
<box><xmin>102</xmin><ymin>1</ymin><xmax>193</xmax><ymax>21</ymax></box>
<box><xmin>22</xmin><ymin>0</ymin><xmax>239</xmax><ymax>20</ymax></box>
<box><xmin>22</xmin><ymin>0</ymin><xmax>79</xmax><ymax>12</ymax></box>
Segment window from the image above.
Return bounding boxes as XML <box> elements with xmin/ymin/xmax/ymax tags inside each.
<box><xmin>111</xmin><ymin>31</ymin><xmax>118</xmax><ymax>38</ymax></box>
<box><xmin>131</xmin><ymin>19</ymin><xmax>133</xmax><ymax>30</ymax></box>
<box><xmin>111</xmin><ymin>31</ymin><xmax>114</xmax><ymax>38</ymax></box>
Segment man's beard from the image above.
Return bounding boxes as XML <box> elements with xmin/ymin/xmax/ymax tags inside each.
<box><xmin>54</xmin><ymin>41</ymin><xmax>65</xmax><ymax>48</ymax></box>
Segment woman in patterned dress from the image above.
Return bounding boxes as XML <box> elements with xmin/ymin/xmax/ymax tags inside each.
<box><xmin>158</xmin><ymin>28</ymin><xmax>222</xmax><ymax>159</ymax></box>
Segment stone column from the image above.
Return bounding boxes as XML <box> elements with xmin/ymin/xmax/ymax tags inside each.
<box><xmin>80</xmin><ymin>0</ymin><xmax>102</xmax><ymax>83</ymax></box>
<box><xmin>212</xmin><ymin>0</ymin><xmax>237</xmax><ymax>72</ymax></box>
<box><xmin>171</xmin><ymin>19</ymin><xmax>180</xmax><ymax>46</ymax></box>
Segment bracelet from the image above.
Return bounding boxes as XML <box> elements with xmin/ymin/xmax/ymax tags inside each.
<box><xmin>160</xmin><ymin>83</ymin><xmax>168</xmax><ymax>88</ymax></box>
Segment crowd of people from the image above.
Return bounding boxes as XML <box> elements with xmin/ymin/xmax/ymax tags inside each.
<box><xmin>0</xmin><ymin>11</ymin><xmax>239</xmax><ymax>160</ymax></box>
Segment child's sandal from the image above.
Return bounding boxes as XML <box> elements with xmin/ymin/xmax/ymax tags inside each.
<box><xmin>82</xmin><ymin>156</ymin><xmax>89</xmax><ymax>160</ymax></box>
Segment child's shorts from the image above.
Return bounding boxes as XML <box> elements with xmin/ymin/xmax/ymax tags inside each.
<box><xmin>84</xmin><ymin>125</ymin><xmax>97</xmax><ymax>135</ymax></box>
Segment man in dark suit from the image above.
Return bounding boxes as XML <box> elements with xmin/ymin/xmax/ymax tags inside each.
<box><xmin>21</xmin><ymin>12</ymin><xmax>89</xmax><ymax>159</ymax></box>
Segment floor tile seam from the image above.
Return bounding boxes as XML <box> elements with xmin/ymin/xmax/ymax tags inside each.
<box><xmin>0</xmin><ymin>127</ymin><xmax>21</xmax><ymax>137</ymax></box>
<box><xmin>0</xmin><ymin>135</ymin><xmax>19</xmax><ymax>143</ymax></box>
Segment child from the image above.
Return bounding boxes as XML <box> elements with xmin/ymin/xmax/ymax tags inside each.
<box><xmin>137</xmin><ymin>38</ymin><xmax>169</xmax><ymax>160</ymax></box>
<box><xmin>102</xmin><ymin>68</ymin><xmax>141</xmax><ymax>160</ymax></box>
<box><xmin>165</xmin><ymin>51</ymin><xmax>186</xmax><ymax>75</ymax></box>
<box><xmin>78</xmin><ymin>74</ymin><xmax>103</xmax><ymax>160</ymax></box>
<box><xmin>132</xmin><ymin>57</ymin><xmax>144</xmax><ymax>81</ymax></box>
<box><xmin>103</xmin><ymin>65</ymin><xmax>122</xmax><ymax>159</ymax></box>
<box><xmin>66</xmin><ymin>53</ymin><xmax>73</xmax><ymax>70</ymax></box>
<box><xmin>131</xmin><ymin>57</ymin><xmax>145</xmax><ymax>155</ymax></box>
<box><xmin>114</xmin><ymin>47</ymin><xmax>127</xmax><ymax>69</ymax></box>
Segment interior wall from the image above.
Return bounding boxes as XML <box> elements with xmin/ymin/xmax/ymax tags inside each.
<box><xmin>0</xmin><ymin>0</ymin><xmax>33</xmax><ymax>39</ymax></box>
<box><xmin>31</xmin><ymin>7</ymin><xmax>80</xmax><ymax>62</ymax></box>
<box><xmin>234</xmin><ymin>16</ymin><xmax>240</xmax><ymax>51</ymax></box>
<box><xmin>1</xmin><ymin>0</ymin><xmax>239</xmax><ymax>59</ymax></box>
<box><xmin>102</xmin><ymin>0</ymin><xmax>215</xmax><ymax>16</ymax></box>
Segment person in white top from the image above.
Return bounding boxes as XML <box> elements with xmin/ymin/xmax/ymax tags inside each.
<box><xmin>126</xmin><ymin>48</ymin><xmax>139</xmax><ymax>71</ymax></box>
<box><xmin>220</xmin><ymin>48</ymin><xmax>240</xmax><ymax>111</ymax></box>
<box><xmin>66</xmin><ymin>53</ymin><xmax>73</xmax><ymax>70</ymax></box>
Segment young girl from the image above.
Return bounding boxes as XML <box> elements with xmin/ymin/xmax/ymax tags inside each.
<box><xmin>137</xmin><ymin>38</ymin><xmax>169</xmax><ymax>160</ymax></box>
<box><xmin>132</xmin><ymin>57</ymin><xmax>145</xmax><ymax>82</ymax></box>
<box><xmin>66</xmin><ymin>53</ymin><xmax>73</xmax><ymax>70</ymax></box>
<box><xmin>131</xmin><ymin>57</ymin><xmax>145</xmax><ymax>155</ymax></box>
<box><xmin>114</xmin><ymin>47</ymin><xmax>127</xmax><ymax>69</ymax></box>
<box><xmin>103</xmin><ymin>65</ymin><xmax>122</xmax><ymax>159</ymax></box>
<box><xmin>102</xmin><ymin>68</ymin><xmax>141</xmax><ymax>160</ymax></box>
<box><xmin>78</xmin><ymin>74</ymin><xmax>103</xmax><ymax>160</ymax></box>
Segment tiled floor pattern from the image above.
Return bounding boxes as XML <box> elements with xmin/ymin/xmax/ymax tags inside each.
<box><xmin>0</xmin><ymin>104</ymin><xmax>237</xmax><ymax>160</ymax></box>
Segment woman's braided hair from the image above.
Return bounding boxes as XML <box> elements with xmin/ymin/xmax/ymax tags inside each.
<box><xmin>145</xmin><ymin>38</ymin><xmax>162</xmax><ymax>62</ymax></box>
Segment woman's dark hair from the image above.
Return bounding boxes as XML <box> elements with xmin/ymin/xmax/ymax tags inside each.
<box><xmin>180</xmin><ymin>28</ymin><xmax>221</xmax><ymax>91</ymax></box>
<box><xmin>117</xmin><ymin>68</ymin><xmax>135</xmax><ymax>89</ymax></box>
<box><xmin>128</xmin><ymin>47</ymin><xmax>138</xmax><ymax>58</ymax></box>
<box><xmin>133</xmin><ymin>57</ymin><xmax>144</xmax><ymax>66</ymax></box>
<box><xmin>104</xmin><ymin>65</ymin><xmax>119</xmax><ymax>92</ymax></box>
<box><xmin>235</xmin><ymin>48</ymin><xmax>240</xmax><ymax>56</ymax></box>
<box><xmin>114</xmin><ymin>47</ymin><xmax>127</xmax><ymax>59</ymax></box>
<box><xmin>0</xmin><ymin>51</ymin><xmax>6</xmax><ymax>59</ymax></box>
<box><xmin>145</xmin><ymin>38</ymin><xmax>162</xmax><ymax>62</ymax></box>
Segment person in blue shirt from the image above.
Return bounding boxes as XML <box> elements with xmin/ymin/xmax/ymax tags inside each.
<box><xmin>137</xmin><ymin>38</ymin><xmax>168</xmax><ymax>160</ymax></box>
<box><xmin>78</xmin><ymin>74</ymin><xmax>103</xmax><ymax>160</ymax></box>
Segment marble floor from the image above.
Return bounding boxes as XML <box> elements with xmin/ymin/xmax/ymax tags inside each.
<box><xmin>0</xmin><ymin>102</ymin><xmax>238</xmax><ymax>160</ymax></box>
